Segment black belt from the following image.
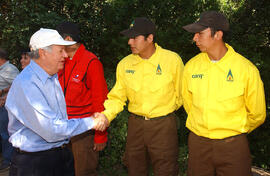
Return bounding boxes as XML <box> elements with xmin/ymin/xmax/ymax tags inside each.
<box><xmin>130</xmin><ymin>112</ymin><xmax>174</xmax><ymax>121</ymax></box>
<box><xmin>15</xmin><ymin>144</ymin><xmax>68</xmax><ymax>154</ymax></box>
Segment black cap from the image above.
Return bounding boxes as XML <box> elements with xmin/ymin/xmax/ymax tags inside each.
<box><xmin>183</xmin><ymin>11</ymin><xmax>229</xmax><ymax>33</ymax></box>
<box><xmin>21</xmin><ymin>48</ymin><xmax>30</xmax><ymax>54</ymax></box>
<box><xmin>0</xmin><ymin>48</ymin><xmax>8</xmax><ymax>60</ymax></box>
<box><xmin>120</xmin><ymin>17</ymin><xmax>156</xmax><ymax>38</ymax></box>
<box><xmin>56</xmin><ymin>21</ymin><xmax>80</xmax><ymax>42</ymax></box>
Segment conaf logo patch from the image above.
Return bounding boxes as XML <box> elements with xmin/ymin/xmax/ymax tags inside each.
<box><xmin>156</xmin><ymin>64</ymin><xmax>162</xmax><ymax>75</ymax></box>
<box><xmin>226</xmin><ymin>69</ymin><xmax>234</xmax><ymax>82</ymax></box>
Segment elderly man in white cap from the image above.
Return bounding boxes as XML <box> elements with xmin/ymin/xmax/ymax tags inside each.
<box><xmin>5</xmin><ymin>28</ymin><xmax>105</xmax><ymax>176</ymax></box>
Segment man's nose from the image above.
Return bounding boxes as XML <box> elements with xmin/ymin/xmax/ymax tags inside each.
<box><xmin>128</xmin><ymin>38</ymin><xmax>134</xmax><ymax>45</ymax></box>
<box><xmin>193</xmin><ymin>33</ymin><xmax>199</xmax><ymax>42</ymax></box>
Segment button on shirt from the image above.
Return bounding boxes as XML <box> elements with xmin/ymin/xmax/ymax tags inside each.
<box><xmin>5</xmin><ymin>60</ymin><xmax>94</xmax><ymax>152</ymax></box>
<box><xmin>0</xmin><ymin>61</ymin><xmax>19</xmax><ymax>91</ymax></box>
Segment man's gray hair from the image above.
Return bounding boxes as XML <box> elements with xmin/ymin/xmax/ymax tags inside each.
<box><xmin>28</xmin><ymin>46</ymin><xmax>52</xmax><ymax>59</ymax></box>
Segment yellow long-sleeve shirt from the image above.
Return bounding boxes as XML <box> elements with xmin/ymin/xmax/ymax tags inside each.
<box><xmin>182</xmin><ymin>44</ymin><xmax>266</xmax><ymax>139</ymax></box>
<box><xmin>103</xmin><ymin>44</ymin><xmax>184</xmax><ymax>122</ymax></box>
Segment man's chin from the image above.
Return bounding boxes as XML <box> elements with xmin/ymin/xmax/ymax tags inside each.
<box><xmin>58</xmin><ymin>64</ymin><xmax>64</xmax><ymax>70</ymax></box>
<box><xmin>131</xmin><ymin>50</ymin><xmax>139</xmax><ymax>55</ymax></box>
<box><xmin>130</xmin><ymin>48</ymin><xmax>138</xmax><ymax>54</ymax></box>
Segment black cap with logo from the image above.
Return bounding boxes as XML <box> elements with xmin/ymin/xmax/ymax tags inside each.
<box><xmin>183</xmin><ymin>11</ymin><xmax>229</xmax><ymax>33</ymax></box>
<box><xmin>56</xmin><ymin>21</ymin><xmax>81</xmax><ymax>42</ymax></box>
<box><xmin>120</xmin><ymin>17</ymin><xmax>156</xmax><ymax>38</ymax></box>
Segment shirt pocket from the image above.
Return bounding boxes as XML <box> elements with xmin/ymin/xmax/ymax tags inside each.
<box><xmin>125</xmin><ymin>76</ymin><xmax>141</xmax><ymax>102</ymax></box>
<box><xmin>188</xmin><ymin>78</ymin><xmax>207</xmax><ymax>108</ymax></box>
<box><xmin>217</xmin><ymin>82</ymin><xmax>245</xmax><ymax>113</ymax></box>
<box><xmin>150</xmin><ymin>73</ymin><xmax>174</xmax><ymax>95</ymax></box>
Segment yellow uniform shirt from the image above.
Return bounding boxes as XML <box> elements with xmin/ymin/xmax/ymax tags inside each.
<box><xmin>103</xmin><ymin>44</ymin><xmax>184</xmax><ymax>122</ymax></box>
<box><xmin>182</xmin><ymin>44</ymin><xmax>266</xmax><ymax>139</ymax></box>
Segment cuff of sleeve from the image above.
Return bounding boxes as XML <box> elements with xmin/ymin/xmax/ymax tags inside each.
<box><xmin>81</xmin><ymin>117</ymin><xmax>94</xmax><ymax>130</ymax></box>
<box><xmin>94</xmin><ymin>129</ymin><xmax>108</xmax><ymax>143</ymax></box>
<box><xmin>102</xmin><ymin>110</ymin><xmax>115</xmax><ymax>123</ymax></box>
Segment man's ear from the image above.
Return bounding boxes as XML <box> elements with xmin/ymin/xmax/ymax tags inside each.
<box><xmin>38</xmin><ymin>48</ymin><xmax>45</xmax><ymax>57</ymax></box>
<box><xmin>147</xmin><ymin>34</ymin><xmax>154</xmax><ymax>43</ymax></box>
<box><xmin>215</xmin><ymin>31</ymin><xmax>223</xmax><ymax>40</ymax></box>
<box><xmin>64</xmin><ymin>36</ymin><xmax>74</xmax><ymax>41</ymax></box>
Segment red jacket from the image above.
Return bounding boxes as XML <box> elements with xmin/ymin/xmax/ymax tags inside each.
<box><xmin>58</xmin><ymin>44</ymin><xmax>108</xmax><ymax>143</ymax></box>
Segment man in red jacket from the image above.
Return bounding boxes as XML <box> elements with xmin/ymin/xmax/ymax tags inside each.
<box><xmin>57</xmin><ymin>22</ymin><xmax>108</xmax><ymax>176</ymax></box>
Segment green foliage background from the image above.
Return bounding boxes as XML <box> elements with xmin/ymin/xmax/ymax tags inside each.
<box><xmin>1</xmin><ymin>0</ymin><xmax>269</xmax><ymax>175</ymax></box>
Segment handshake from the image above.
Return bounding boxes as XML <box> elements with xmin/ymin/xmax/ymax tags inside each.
<box><xmin>92</xmin><ymin>112</ymin><xmax>109</xmax><ymax>131</ymax></box>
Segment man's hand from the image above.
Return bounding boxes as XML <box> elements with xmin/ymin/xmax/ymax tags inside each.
<box><xmin>92</xmin><ymin>112</ymin><xmax>109</xmax><ymax>131</ymax></box>
<box><xmin>93</xmin><ymin>142</ymin><xmax>107</xmax><ymax>151</ymax></box>
<box><xmin>0</xmin><ymin>87</ymin><xmax>9</xmax><ymax>107</ymax></box>
<box><xmin>0</xmin><ymin>96</ymin><xmax>6</xmax><ymax>107</ymax></box>
<box><xmin>0</xmin><ymin>98</ymin><xmax>4</xmax><ymax>107</ymax></box>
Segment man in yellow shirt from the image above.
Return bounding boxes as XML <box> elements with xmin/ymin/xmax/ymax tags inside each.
<box><xmin>182</xmin><ymin>11</ymin><xmax>266</xmax><ymax>176</ymax></box>
<box><xmin>95</xmin><ymin>17</ymin><xmax>184</xmax><ymax>176</ymax></box>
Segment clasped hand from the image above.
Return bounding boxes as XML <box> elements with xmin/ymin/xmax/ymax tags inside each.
<box><xmin>92</xmin><ymin>112</ymin><xmax>109</xmax><ymax>131</ymax></box>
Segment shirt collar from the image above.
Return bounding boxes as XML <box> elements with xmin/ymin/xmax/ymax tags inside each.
<box><xmin>148</xmin><ymin>43</ymin><xmax>161</xmax><ymax>66</ymax></box>
<box><xmin>219</xmin><ymin>43</ymin><xmax>234</xmax><ymax>62</ymax></box>
<box><xmin>0</xmin><ymin>61</ymin><xmax>9</xmax><ymax>70</ymax></box>
<box><xmin>131</xmin><ymin>43</ymin><xmax>160</xmax><ymax>66</ymax></box>
<box><xmin>29</xmin><ymin>60</ymin><xmax>55</xmax><ymax>85</ymax></box>
<box><xmin>71</xmin><ymin>44</ymin><xmax>85</xmax><ymax>62</ymax></box>
<box><xmin>204</xmin><ymin>43</ymin><xmax>234</xmax><ymax>64</ymax></box>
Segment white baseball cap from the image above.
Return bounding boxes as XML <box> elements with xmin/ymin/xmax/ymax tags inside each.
<box><xmin>29</xmin><ymin>28</ymin><xmax>76</xmax><ymax>51</ymax></box>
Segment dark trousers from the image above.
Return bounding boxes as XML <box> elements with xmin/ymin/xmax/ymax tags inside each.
<box><xmin>187</xmin><ymin>132</ymin><xmax>252</xmax><ymax>176</ymax></box>
<box><xmin>9</xmin><ymin>146</ymin><xmax>75</xmax><ymax>176</ymax></box>
<box><xmin>125</xmin><ymin>113</ymin><xmax>179</xmax><ymax>176</ymax></box>
<box><xmin>70</xmin><ymin>131</ymin><xmax>98</xmax><ymax>176</ymax></box>
<box><xmin>0</xmin><ymin>106</ymin><xmax>13</xmax><ymax>164</ymax></box>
